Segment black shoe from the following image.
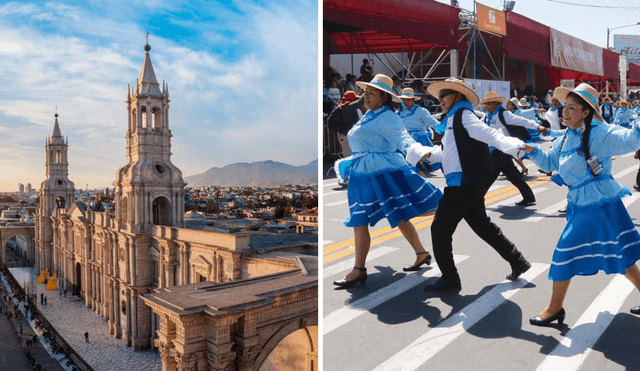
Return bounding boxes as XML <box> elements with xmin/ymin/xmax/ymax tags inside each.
<box><xmin>631</xmin><ymin>306</ymin><xmax>640</xmax><ymax>315</ymax></box>
<box><xmin>506</xmin><ymin>261</ymin><xmax>532</xmax><ymax>281</ymax></box>
<box><xmin>537</xmin><ymin>169</ymin><xmax>553</xmax><ymax>176</ymax></box>
<box><xmin>403</xmin><ymin>252</ymin><xmax>432</xmax><ymax>272</ymax></box>
<box><xmin>634</xmin><ymin>184</ymin><xmax>640</xmax><ymax>192</ymax></box>
<box><xmin>333</xmin><ymin>267</ymin><xmax>367</xmax><ymax>288</ymax></box>
<box><xmin>529</xmin><ymin>308</ymin><xmax>566</xmax><ymax>326</ymax></box>
<box><xmin>558</xmin><ymin>205</ymin><xmax>567</xmax><ymax>213</ymax></box>
<box><xmin>515</xmin><ymin>199</ymin><xmax>536</xmax><ymax>206</ymax></box>
<box><xmin>424</xmin><ymin>277</ymin><xmax>461</xmax><ymax>292</ymax></box>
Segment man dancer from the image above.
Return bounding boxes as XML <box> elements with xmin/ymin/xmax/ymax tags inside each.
<box><xmin>480</xmin><ymin>91</ymin><xmax>548</xmax><ymax>206</ymax></box>
<box><xmin>422</xmin><ymin>78</ymin><xmax>532</xmax><ymax>291</ymax></box>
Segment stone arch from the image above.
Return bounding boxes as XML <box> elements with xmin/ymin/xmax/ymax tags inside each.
<box><xmin>1</xmin><ymin>228</ymin><xmax>35</xmax><ymax>266</ymax></box>
<box><xmin>152</xmin><ymin>196</ymin><xmax>171</xmax><ymax>226</ymax></box>
<box><xmin>254</xmin><ymin>316</ymin><xmax>318</xmax><ymax>371</ymax></box>
<box><xmin>56</xmin><ymin>150</ymin><xmax>62</xmax><ymax>163</ymax></box>
<box><xmin>131</xmin><ymin>108</ymin><xmax>137</xmax><ymax>130</ymax></box>
<box><xmin>140</xmin><ymin>105</ymin><xmax>148</xmax><ymax>128</ymax></box>
<box><xmin>151</xmin><ymin>106</ymin><xmax>161</xmax><ymax>130</ymax></box>
<box><xmin>56</xmin><ymin>196</ymin><xmax>66</xmax><ymax>209</ymax></box>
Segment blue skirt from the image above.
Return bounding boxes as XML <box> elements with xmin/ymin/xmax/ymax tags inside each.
<box><xmin>344</xmin><ymin>166</ymin><xmax>442</xmax><ymax>228</ymax></box>
<box><xmin>408</xmin><ymin>130</ymin><xmax>442</xmax><ymax>172</ymax></box>
<box><xmin>549</xmin><ymin>198</ymin><xmax>640</xmax><ymax>281</ymax></box>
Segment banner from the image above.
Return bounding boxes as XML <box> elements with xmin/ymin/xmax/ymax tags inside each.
<box><xmin>550</xmin><ymin>28</ymin><xmax>604</xmax><ymax>76</ymax></box>
<box><xmin>476</xmin><ymin>3</ymin><xmax>506</xmax><ymax>37</ymax></box>
<box><xmin>614</xmin><ymin>34</ymin><xmax>640</xmax><ymax>65</ymax></box>
<box><xmin>464</xmin><ymin>78</ymin><xmax>511</xmax><ymax>106</ymax></box>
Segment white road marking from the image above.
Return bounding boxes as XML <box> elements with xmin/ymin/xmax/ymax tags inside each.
<box><xmin>323</xmin><ymin>255</ymin><xmax>470</xmax><ymax>336</ymax></box>
<box><xmin>326</xmin><ymin>199</ymin><xmax>348</xmax><ymax>207</ymax></box>
<box><xmin>486</xmin><ymin>187</ymin><xmax>549</xmax><ymax>211</ymax></box>
<box><xmin>323</xmin><ymin>246</ymin><xmax>400</xmax><ymax>278</ymax></box>
<box><xmin>535</xmin><ymin>275</ymin><xmax>634</xmax><ymax>371</ymax></box>
<box><xmin>373</xmin><ymin>263</ymin><xmax>548</xmax><ymax>371</ymax></box>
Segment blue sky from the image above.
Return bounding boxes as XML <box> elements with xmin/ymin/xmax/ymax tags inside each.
<box><xmin>0</xmin><ymin>0</ymin><xmax>318</xmax><ymax>191</ymax></box>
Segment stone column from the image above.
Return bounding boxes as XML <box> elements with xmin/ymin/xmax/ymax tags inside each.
<box><xmin>205</xmin><ymin>318</ymin><xmax>237</xmax><ymax>371</ymax></box>
<box><xmin>235</xmin><ymin>315</ymin><xmax>261</xmax><ymax>371</ymax></box>
<box><xmin>156</xmin><ymin>314</ymin><xmax>177</xmax><ymax>371</ymax></box>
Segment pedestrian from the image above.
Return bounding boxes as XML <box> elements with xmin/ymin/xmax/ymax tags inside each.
<box><xmin>521</xmin><ymin>83</ymin><xmax>640</xmax><ymax>325</ymax></box>
<box><xmin>422</xmin><ymin>78</ymin><xmax>532</xmax><ymax>291</ymax></box>
<box><xmin>44</xmin><ymin>297</ymin><xmax>47</xmax><ymax>305</ymax></box>
<box><xmin>59</xmin><ymin>290</ymin><xmax>62</xmax><ymax>297</ymax></box>
<box><xmin>84</xmin><ymin>332</ymin><xmax>89</xmax><ymax>343</ymax></box>
<box><xmin>479</xmin><ymin>91</ymin><xmax>548</xmax><ymax>206</ymax></box>
<box><xmin>40</xmin><ymin>293</ymin><xmax>43</xmax><ymax>305</ymax></box>
<box><xmin>332</xmin><ymin>74</ymin><xmax>443</xmax><ymax>288</ymax></box>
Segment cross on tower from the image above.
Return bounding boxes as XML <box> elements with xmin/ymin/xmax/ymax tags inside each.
<box><xmin>145</xmin><ymin>31</ymin><xmax>150</xmax><ymax>45</ymax></box>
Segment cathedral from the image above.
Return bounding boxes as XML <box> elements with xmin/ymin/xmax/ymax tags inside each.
<box><xmin>33</xmin><ymin>43</ymin><xmax>317</xmax><ymax>370</ymax></box>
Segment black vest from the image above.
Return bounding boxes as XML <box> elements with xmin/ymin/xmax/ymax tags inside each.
<box><xmin>453</xmin><ymin>108</ymin><xmax>493</xmax><ymax>187</ymax></box>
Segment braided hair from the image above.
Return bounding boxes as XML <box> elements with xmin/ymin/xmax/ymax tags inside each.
<box><xmin>566</xmin><ymin>92</ymin><xmax>597</xmax><ymax>176</ymax></box>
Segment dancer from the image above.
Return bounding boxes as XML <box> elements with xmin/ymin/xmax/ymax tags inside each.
<box><xmin>332</xmin><ymin>74</ymin><xmax>443</xmax><ymax>288</ymax></box>
<box><xmin>421</xmin><ymin>78</ymin><xmax>531</xmax><ymax>291</ymax></box>
<box><xmin>520</xmin><ymin>83</ymin><xmax>640</xmax><ymax>325</ymax></box>
<box><xmin>480</xmin><ymin>91</ymin><xmax>548</xmax><ymax>206</ymax></box>
<box><xmin>396</xmin><ymin>87</ymin><xmax>441</xmax><ymax>175</ymax></box>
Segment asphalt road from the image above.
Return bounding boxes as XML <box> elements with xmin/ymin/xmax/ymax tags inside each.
<box><xmin>322</xmin><ymin>145</ymin><xmax>640</xmax><ymax>371</ymax></box>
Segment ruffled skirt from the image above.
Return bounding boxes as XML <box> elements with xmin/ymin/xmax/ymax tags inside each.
<box><xmin>549</xmin><ymin>197</ymin><xmax>640</xmax><ymax>281</ymax></box>
<box><xmin>344</xmin><ymin>166</ymin><xmax>442</xmax><ymax>228</ymax></box>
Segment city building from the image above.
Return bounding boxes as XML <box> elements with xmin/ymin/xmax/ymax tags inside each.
<box><xmin>31</xmin><ymin>43</ymin><xmax>317</xmax><ymax>370</ymax></box>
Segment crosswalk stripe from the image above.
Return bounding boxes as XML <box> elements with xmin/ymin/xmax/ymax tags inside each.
<box><xmin>535</xmin><ymin>275</ymin><xmax>635</xmax><ymax>371</ymax></box>
<box><xmin>322</xmin><ymin>240</ymin><xmax>334</xmax><ymax>246</ymax></box>
<box><xmin>614</xmin><ymin>165</ymin><xmax>638</xmax><ymax>179</ymax></box>
<box><xmin>486</xmin><ymin>187</ymin><xmax>549</xmax><ymax>211</ymax></box>
<box><xmin>326</xmin><ymin>199</ymin><xmax>348</xmax><ymax>207</ymax></box>
<box><xmin>623</xmin><ymin>192</ymin><xmax>640</xmax><ymax>207</ymax></box>
<box><xmin>323</xmin><ymin>255</ymin><xmax>470</xmax><ymax>336</ymax></box>
<box><xmin>373</xmin><ymin>262</ymin><xmax>548</xmax><ymax>371</ymax></box>
<box><xmin>523</xmin><ymin>199</ymin><xmax>567</xmax><ymax>222</ymax></box>
<box><xmin>323</xmin><ymin>246</ymin><xmax>400</xmax><ymax>278</ymax></box>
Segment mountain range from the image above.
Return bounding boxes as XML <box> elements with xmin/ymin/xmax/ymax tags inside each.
<box><xmin>184</xmin><ymin>160</ymin><xmax>318</xmax><ymax>187</ymax></box>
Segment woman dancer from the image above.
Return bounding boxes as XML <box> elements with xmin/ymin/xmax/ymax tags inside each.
<box><xmin>521</xmin><ymin>83</ymin><xmax>640</xmax><ymax>325</ymax></box>
<box><xmin>333</xmin><ymin>74</ymin><xmax>443</xmax><ymax>288</ymax></box>
<box><xmin>397</xmin><ymin>87</ymin><xmax>442</xmax><ymax>175</ymax></box>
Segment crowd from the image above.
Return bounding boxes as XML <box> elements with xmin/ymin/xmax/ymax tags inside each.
<box><xmin>326</xmin><ymin>71</ymin><xmax>640</xmax><ymax>327</ymax></box>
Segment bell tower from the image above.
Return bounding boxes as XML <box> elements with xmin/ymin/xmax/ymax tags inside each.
<box><xmin>36</xmin><ymin>113</ymin><xmax>75</xmax><ymax>271</ymax></box>
<box><xmin>113</xmin><ymin>42</ymin><xmax>185</xmax><ymax>234</ymax></box>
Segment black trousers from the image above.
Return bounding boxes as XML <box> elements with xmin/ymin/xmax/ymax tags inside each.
<box><xmin>430</xmin><ymin>181</ymin><xmax>528</xmax><ymax>281</ymax></box>
<box><xmin>484</xmin><ymin>149</ymin><xmax>535</xmax><ymax>201</ymax></box>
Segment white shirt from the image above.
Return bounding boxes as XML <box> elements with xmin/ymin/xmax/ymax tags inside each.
<box><xmin>489</xmin><ymin>109</ymin><xmax>539</xmax><ymax>137</ymax></box>
<box><xmin>429</xmin><ymin>110</ymin><xmax>524</xmax><ymax>179</ymax></box>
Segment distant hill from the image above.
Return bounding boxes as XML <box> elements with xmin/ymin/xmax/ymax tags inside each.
<box><xmin>184</xmin><ymin>159</ymin><xmax>318</xmax><ymax>187</ymax></box>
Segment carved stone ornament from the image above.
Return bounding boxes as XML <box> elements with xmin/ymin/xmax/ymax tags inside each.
<box><xmin>237</xmin><ymin>344</ymin><xmax>261</xmax><ymax>367</ymax></box>
<box><xmin>206</xmin><ymin>351</ymin><xmax>236</xmax><ymax>371</ymax></box>
<box><xmin>175</xmin><ymin>352</ymin><xmax>198</xmax><ymax>371</ymax></box>
<box><xmin>119</xmin><ymin>247</ymin><xmax>125</xmax><ymax>262</ymax></box>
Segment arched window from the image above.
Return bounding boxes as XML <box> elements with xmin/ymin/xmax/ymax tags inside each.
<box><xmin>152</xmin><ymin>106</ymin><xmax>161</xmax><ymax>130</ymax></box>
<box><xmin>141</xmin><ymin>106</ymin><xmax>148</xmax><ymax>128</ymax></box>
<box><xmin>152</xmin><ymin>197</ymin><xmax>171</xmax><ymax>226</ymax></box>
<box><xmin>56</xmin><ymin>196</ymin><xmax>65</xmax><ymax>209</ymax></box>
<box><xmin>56</xmin><ymin>150</ymin><xmax>61</xmax><ymax>163</ymax></box>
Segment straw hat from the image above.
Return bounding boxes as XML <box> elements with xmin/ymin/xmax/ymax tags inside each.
<box><xmin>356</xmin><ymin>74</ymin><xmax>397</xmax><ymax>97</ymax></box>
<box><xmin>553</xmin><ymin>83</ymin><xmax>603</xmax><ymax>122</ymax></box>
<box><xmin>427</xmin><ymin>78</ymin><xmax>479</xmax><ymax>106</ymax></box>
<box><xmin>395</xmin><ymin>88</ymin><xmax>421</xmax><ymax>101</ymax></box>
<box><xmin>619</xmin><ymin>99</ymin><xmax>631</xmax><ymax>108</ymax></box>
<box><xmin>480</xmin><ymin>91</ymin><xmax>507</xmax><ymax>105</ymax></box>
<box><xmin>602</xmin><ymin>96</ymin><xmax>612</xmax><ymax>104</ymax></box>
<box><xmin>518</xmin><ymin>97</ymin><xmax>530</xmax><ymax>108</ymax></box>
<box><xmin>507</xmin><ymin>97</ymin><xmax>519</xmax><ymax>109</ymax></box>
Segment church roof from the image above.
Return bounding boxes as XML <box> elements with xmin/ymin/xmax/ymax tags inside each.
<box><xmin>138</xmin><ymin>44</ymin><xmax>162</xmax><ymax>96</ymax></box>
<box><xmin>50</xmin><ymin>114</ymin><xmax>65</xmax><ymax>145</ymax></box>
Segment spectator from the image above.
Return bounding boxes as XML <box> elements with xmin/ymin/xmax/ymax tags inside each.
<box><xmin>360</xmin><ymin>58</ymin><xmax>370</xmax><ymax>75</ymax></box>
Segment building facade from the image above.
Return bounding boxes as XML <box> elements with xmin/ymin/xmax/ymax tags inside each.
<box><xmin>33</xmin><ymin>43</ymin><xmax>317</xmax><ymax>370</ymax></box>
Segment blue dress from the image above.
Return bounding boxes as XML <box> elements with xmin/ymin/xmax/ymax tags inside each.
<box><xmin>399</xmin><ymin>105</ymin><xmax>442</xmax><ymax>172</ymax></box>
<box><xmin>528</xmin><ymin>121</ymin><xmax>640</xmax><ymax>281</ymax></box>
<box><xmin>335</xmin><ymin>106</ymin><xmax>443</xmax><ymax>228</ymax></box>
<box><xmin>612</xmin><ymin>108</ymin><xmax>636</xmax><ymax>128</ymax></box>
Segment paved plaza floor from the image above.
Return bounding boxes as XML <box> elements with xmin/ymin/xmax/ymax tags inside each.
<box><xmin>8</xmin><ymin>267</ymin><xmax>162</xmax><ymax>371</ymax></box>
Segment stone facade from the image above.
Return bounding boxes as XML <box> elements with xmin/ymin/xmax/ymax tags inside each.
<box><xmin>33</xmin><ymin>43</ymin><xmax>318</xmax><ymax>369</ymax></box>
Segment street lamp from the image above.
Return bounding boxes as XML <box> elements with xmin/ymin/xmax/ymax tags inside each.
<box><xmin>607</xmin><ymin>22</ymin><xmax>640</xmax><ymax>50</ymax></box>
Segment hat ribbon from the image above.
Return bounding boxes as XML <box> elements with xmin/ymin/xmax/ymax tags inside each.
<box><xmin>370</xmin><ymin>80</ymin><xmax>393</xmax><ymax>92</ymax></box>
<box><xmin>577</xmin><ymin>90</ymin><xmax>598</xmax><ymax>107</ymax></box>
<box><xmin>436</xmin><ymin>100</ymin><xmax>474</xmax><ymax>134</ymax></box>
<box><xmin>486</xmin><ymin>105</ymin><xmax>504</xmax><ymax>123</ymax></box>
